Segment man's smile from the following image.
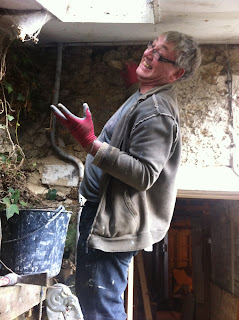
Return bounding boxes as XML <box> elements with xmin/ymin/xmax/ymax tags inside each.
<box><xmin>143</xmin><ymin>60</ymin><xmax>152</xmax><ymax>70</ymax></box>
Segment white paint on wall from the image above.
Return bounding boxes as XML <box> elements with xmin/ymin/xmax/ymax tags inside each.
<box><xmin>42</xmin><ymin>164</ymin><xmax>79</xmax><ymax>187</ymax></box>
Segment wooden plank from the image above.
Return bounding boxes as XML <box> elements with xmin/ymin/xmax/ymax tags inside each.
<box><xmin>177</xmin><ymin>190</ymin><xmax>239</xmax><ymax>200</ymax></box>
<box><xmin>191</xmin><ymin>216</ymin><xmax>204</xmax><ymax>304</ymax></box>
<box><xmin>127</xmin><ymin>256</ymin><xmax>134</xmax><ymax>320</ymax></box>
<box><xmin>221</xmin><ymin>289</ymin><xmax>238</xmax><ymax>320</ymax></box>
<box><xmin>210</xmin><ymin>282</ymin><xmax>239</xmax><ymax>320</ymax></box>
<box><xmin>163</xmin><ymin>234</ymin><xmax>169</xmax><ymax>300</ymax></box>
<box><xmin>0</xmin><ymin>284</ymin><xmax>46</xmax><ymax>320</ymax></box>
<box><xmin>136</xmin><ymin>251</ymin><xmax>153</xmax><ymax>320</ymax></box>
<box><xmin>210</xmin><ymin>283</ymin><xmax>222</xmax><ymax>320</ymax></box>
<box><xmin>231</xmin><ymin>212</ymin><xmax>235</xmax><ymax>295</ymax></box>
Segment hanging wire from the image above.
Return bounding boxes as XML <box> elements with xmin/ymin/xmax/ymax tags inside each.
<box><xmin>50</xmin><ymin>43</ymin><xmax>84</xmax><ymax>184</ymax></box>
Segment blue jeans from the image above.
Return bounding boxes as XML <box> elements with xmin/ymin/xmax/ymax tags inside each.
<box><xmin>75</xmin><ymin>201</ymin><xmax>137</xmax><ymax>320</ymax></box>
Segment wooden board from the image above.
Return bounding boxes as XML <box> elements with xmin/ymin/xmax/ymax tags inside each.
<box><xmin>136</xmin><ymin>251</ymin><xmax>153</xmax><ymax>320</ymax></box>
<box><xmin>0</xmin><ymin>284</ymin><xmax>46</xmax><ymax>320</ymax></box>
<box><xmin>126</xmin><ymin>257</ymin><xmax>134</xmax><ymax>320</ymax></box>
<box><xmin>210</xmin><ymin>283</ymin><xmax>239</xmax><ymax>320</ymax></box>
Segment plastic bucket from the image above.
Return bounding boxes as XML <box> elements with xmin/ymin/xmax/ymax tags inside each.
<box><xmin>0</xmin><ymin>206</ymin><xmax>71</xmax><ymax>278</ymax></box>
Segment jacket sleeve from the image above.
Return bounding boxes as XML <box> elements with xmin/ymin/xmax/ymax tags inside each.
<box><xmin>92</xmin><ymin>111</ymin><xmax>178</xmax><ymax>191</ymax></box>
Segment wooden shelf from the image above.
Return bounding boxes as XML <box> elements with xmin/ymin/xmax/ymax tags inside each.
<box><xmin>0</xmin><ymin>284</ymin><xmax>46</xmax><ymax>320</ymax></box>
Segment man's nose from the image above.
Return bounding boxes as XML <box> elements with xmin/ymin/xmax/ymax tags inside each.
<box><xmin>145</xmin><ymin>48</ymin><xmax>154</xmax><ymax>59</ymax></box>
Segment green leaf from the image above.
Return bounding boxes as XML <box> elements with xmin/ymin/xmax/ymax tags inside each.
<box><xmin>0</xmin><ymin>154</ymin><xmax>6</xmax><ymax>162</ymax></box>
<box><xmin>4</xmin><ymin>81</ymin><xmax>14</xmax><ymax>94</ymax></box>
<box><xmin>17</xmin><ymin>154</ymin><xmax>23</xmax><ymax>162</ymax></box>
<box><xmin>6</xmin><ymin>204</ymin><xmax>19</xmax><ymax>220</ymax></box>
<box><xmin>47</xmin><ymin>189</ymin><xmax>57</xmax><ymax>200</ymax></box>
<box><xmin>8</xmin><ymin>187</ymin><xmax>15</xmax><ymax>194</ymax></box>
<box><xmin>17</xmin><ymin>93</ymin><xmax>25</xmax><ymax>101</ymax></box>
<box><xmin>2</xmin><ymin>197</ymin><xmax>11</xmax><ymax>207</ymax></box>
<box><xmin>9</xmin><ymin>189</ymin><xmax>20</xmax><ymax>204</ymax></box>
<box><xmin>65</xmin><ymin>223</ymin><xmax>77</xmax><ymax>253</ymax></box>
<box><xmin>7</xmin><ymin>114</ymin><xmax>14</xmax><ymax>121</ymax></box>
<box><xmin>19</xmin><ymin>200</ymin><xmax>27</xmax><ymax>207</ymax></box>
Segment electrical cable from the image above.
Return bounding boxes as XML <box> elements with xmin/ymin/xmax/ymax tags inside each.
<box><xmin>50</xmin><ymin>43</ymin><xmax>84</xmax><ymax>183</ymax></box>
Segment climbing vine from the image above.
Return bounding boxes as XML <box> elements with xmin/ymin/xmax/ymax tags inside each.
<box><xmin>0</xmin><ymin>37</ymin><xmax>42</xmax><ymax>208</ymax></box>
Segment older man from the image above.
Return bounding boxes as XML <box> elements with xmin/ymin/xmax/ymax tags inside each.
<box><xmin>51</xmin><ymin>31</ymin><xmax>201</xmax><ymax>320</ymax></box>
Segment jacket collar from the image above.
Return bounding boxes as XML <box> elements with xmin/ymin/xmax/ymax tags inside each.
<box><xmin>139</xmin><ymin>83</ymin><xmax>173</xmax><ymax>100</ymax></box>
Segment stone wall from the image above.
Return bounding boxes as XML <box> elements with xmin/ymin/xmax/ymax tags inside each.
<box><xmin>2</xmin><ymin>40</ymin><xmax>239</xmax><ymax>296</ymax></box>
<box><xmin>1</xmin><ymin>42</ymin><xmax>239</xmax><ymax>205</ymax></box>
<box><xmin>175</xmin><ymin>45</ymin><xmax>239</xmax><ymax>168</ymax></box>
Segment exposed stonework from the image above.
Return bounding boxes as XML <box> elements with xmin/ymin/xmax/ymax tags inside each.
<box><xmin>1</xmin><ymin>43</ymin><xmax>239</xmax><ymax>200</ymax></box>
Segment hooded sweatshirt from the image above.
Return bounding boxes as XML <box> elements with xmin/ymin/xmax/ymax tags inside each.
<box><xmin>83</xmin><ymin>83</ymin><xmax>181</xmax><ymax>252</ymax></box>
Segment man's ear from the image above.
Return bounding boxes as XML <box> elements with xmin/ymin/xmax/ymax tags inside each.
<box><xmin>170</xmin><ymin>68</ymin><xmax>185</xmax><ymax>82</ymax></box>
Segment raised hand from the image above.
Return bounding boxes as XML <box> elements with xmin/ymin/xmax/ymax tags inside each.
<box><xmin>50</xmin><ymin>103</ymin><xmax>97</xmax><ymax>149</ymax></box>
<box><xmin>121</xmin><ymin>61</ymin><xmax>138</xmax><ymax>88</ymax></box>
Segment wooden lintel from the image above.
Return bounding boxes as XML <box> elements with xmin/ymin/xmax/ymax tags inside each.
<box><xmin>177</xmin><ymin>189</ymin><xmax>239</xmax><ymax>200</ymax></box>
<box><xmin>177</xmin><ymin>167</ymin><xmax>239</xmax><ymax>200</ymax></box>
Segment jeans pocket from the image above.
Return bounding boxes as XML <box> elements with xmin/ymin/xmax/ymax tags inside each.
<box><xmin>114</xmin><ymin>251</ymin><xmax>137</xmax><ymax>265</ymax></box>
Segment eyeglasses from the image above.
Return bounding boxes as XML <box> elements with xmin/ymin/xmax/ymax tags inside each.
<box><xmin>147</xmin><ymin>41</ymin><xmax>176</xmax><ymax>65</ymax></box>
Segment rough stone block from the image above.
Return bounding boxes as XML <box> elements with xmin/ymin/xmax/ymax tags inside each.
<box><xmin>42</xmin><ymin>164</ymin><xmax>79</xmax><ymax>187</ymax></box>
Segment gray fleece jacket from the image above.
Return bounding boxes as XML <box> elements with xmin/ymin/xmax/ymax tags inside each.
<box><xmin>87</xmin><ymin>83</ymin><xmax>181</xmax><ymax>252</ymax></box>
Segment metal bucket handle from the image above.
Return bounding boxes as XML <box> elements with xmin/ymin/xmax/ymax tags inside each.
<box><xmin>2</xmin><ymin>205</ymin><xmax>68</xmax><ymax>243</ymax></box>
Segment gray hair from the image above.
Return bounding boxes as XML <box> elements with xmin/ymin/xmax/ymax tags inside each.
<box><xmin>162</xmin><ymin>31</ymin><xmax>202</xmax><ymax>80</ymax></box>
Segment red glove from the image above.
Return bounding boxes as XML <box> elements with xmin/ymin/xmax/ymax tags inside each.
<box><xmin>50</xmin><ymin>103</ymin><xmax>97</xmax><ymax>148</ymax></box>
<box><xmin>121</xmin><ymin>61</ymin><xmax>138</xmax><ymax>88</ymax></box>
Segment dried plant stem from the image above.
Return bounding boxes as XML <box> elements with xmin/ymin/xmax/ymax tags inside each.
<box><xmin>1</xmin><ymin>82</ymin><xmax>25</xmax><ymax>171</ymax></box>
<box><xmin>0</xmin><ymin>41</ymin><xmax>10</xmax><ymax>82</ymax></box>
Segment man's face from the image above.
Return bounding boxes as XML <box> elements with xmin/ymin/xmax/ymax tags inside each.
<box><xmin>136</xmin><ymin>36</ymin><xmax>184</xmax><ymax>92</ymax></box>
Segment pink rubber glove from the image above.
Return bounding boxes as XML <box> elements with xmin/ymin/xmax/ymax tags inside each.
<box><xmin>50</xmin><ymin>103</ymin><xmax>97</xmax><ymax>148</ymax></box>
<box><xmin>121</xmin><ymin>61</ymin><xmax>138</xmax><ymax>88</ymax></box>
